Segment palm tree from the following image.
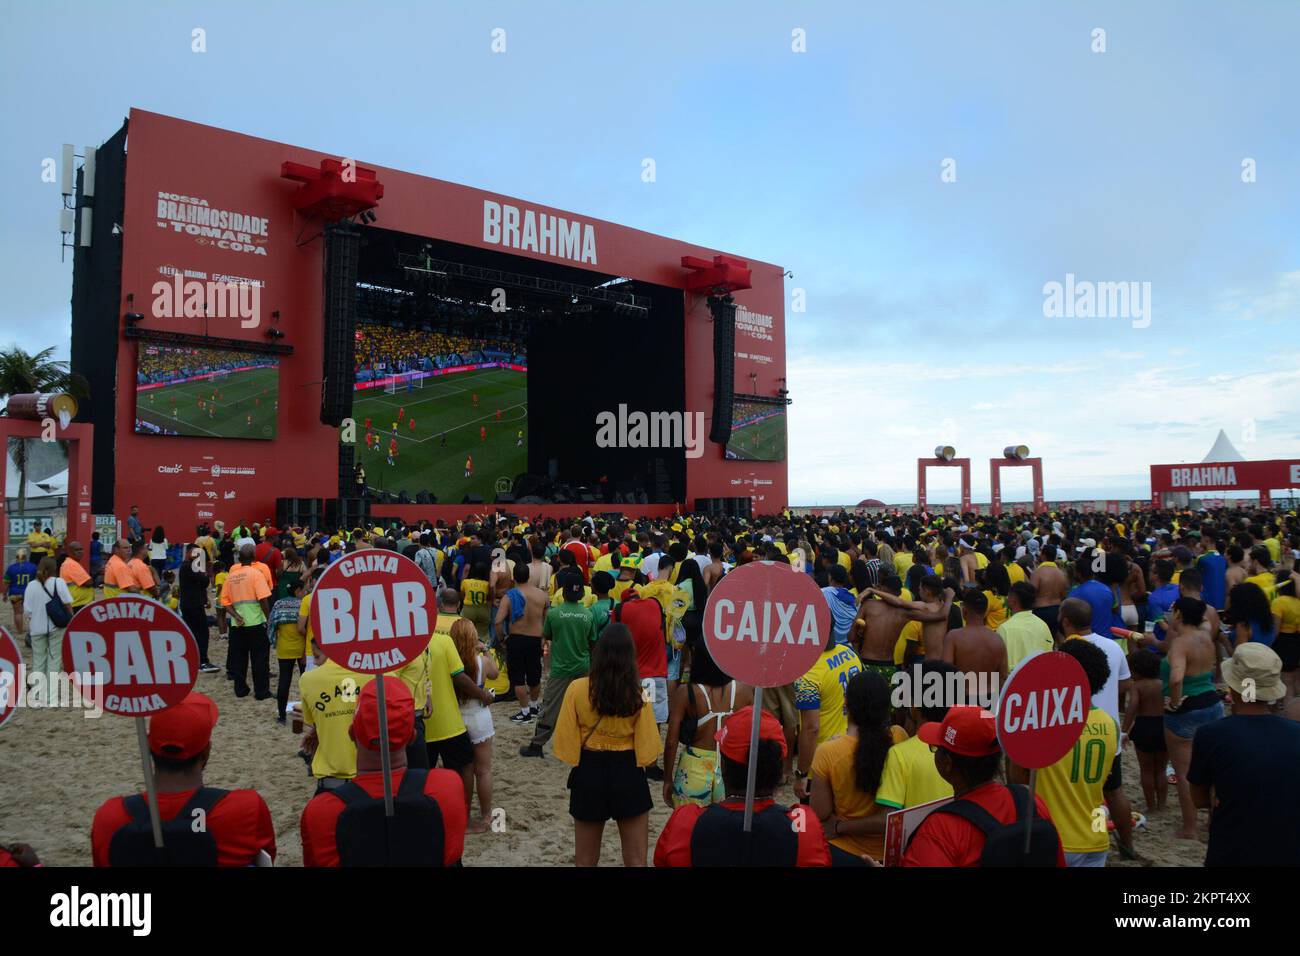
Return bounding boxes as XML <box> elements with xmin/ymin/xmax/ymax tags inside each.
<box><xmin>0</xmin><ymin>346</ymin><xmax>87</xmax><ymax>512</ymax></box>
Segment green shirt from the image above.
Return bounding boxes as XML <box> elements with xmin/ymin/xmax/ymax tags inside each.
<box><xmin>544</xmin><ymin>599</ymin><xmax>597</xmax><ymax>679</ymax></box>
<box><xmin>589</xmin><ymin>597</ymin><xmax>615</xmax><ymax>637</ymax></box>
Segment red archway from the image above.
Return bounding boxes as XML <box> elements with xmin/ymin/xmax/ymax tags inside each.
<box><xmin>0</xmin><ymin>419</ymin><xmax>95</xmax><ymax>557</ymax></box>
<box><xmin>990</xmin><ymin>457</ymin><xmax>1045</xmax><ymax>515</ymax></box>
<box><xmin>916</xmin><ymin>457</ymin><xmax>971</xmax><ymax>514</ymax></box>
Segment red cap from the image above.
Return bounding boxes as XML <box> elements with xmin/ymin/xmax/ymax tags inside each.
<box><xmin>716</xmin><ymin>705</ymin><xmax>788</xmax><ymax>762</ymax></box>
<box><xmin>148</xmin><ymin>692</ymin><xmax>219</xmax><ymax>760</ymax></box>
<box><xmin>350</xmin><ymin>677</ymin><xmax>415</xmax><ymax>751</ymax></box>
<box><xmin>917</xmin><ymin>706</ymin><xmax>1000</xmax><ymax>757</ymax></box>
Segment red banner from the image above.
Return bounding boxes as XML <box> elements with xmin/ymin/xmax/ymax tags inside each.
<box><xmin>1150</xmin><ymin>459</ymin><xmax>1300</xmax><ymax>493</ymax></box>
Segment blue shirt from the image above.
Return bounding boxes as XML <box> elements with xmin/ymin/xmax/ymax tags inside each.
<box><xmin>1196</xmin><ymin>552</ymin><xmax>1227</xmax><ymax>610</ymax></box>
<box><xmin>1148</xmin><ymin>583</ymin><xmax>1181</xmax><ymax>642</ymax></box>
<box><xmin>4</xmin><ymin>561</ymin><xmax>37</xmax><ymax>596</ymax></box>
<box><xmin>1069</xmin><ymin>580</ymin><xmax>1118</xmax><ymax>636</ymax></box>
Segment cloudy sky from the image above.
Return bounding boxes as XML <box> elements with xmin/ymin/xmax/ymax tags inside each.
<box><xmin>2</xmin><ymin>1</ymin><xmax>1297</xmax><ymax>504</ymax></box>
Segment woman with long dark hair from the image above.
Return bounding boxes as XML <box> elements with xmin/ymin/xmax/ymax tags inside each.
<box><xmin>1226</xmin><ymin>581</ymin><xmax>1276</xmax><ymax>648</ymax></box>
<box><xmin>662</xmin><ymin>640</ymin><xmax>754</xmax><ymax>809</ymax></box>
<box><xmin>809</xmin><ymin>669</ymin><xmax>905</xmax><ymax>865</ymax></box>
<box><xmin>553</xmin><ymin>623</ymin><xmax>662</xmax><ymax>866</ymax></box>
<box><xmin>178</xmin><ymin>543</ymin><xmax>219</xmax><ymax>674</ymax></box>
<box><xmin>149</xmin><ymin>525</ymin><xmax>169</xmax><ymax>578</ymax></box>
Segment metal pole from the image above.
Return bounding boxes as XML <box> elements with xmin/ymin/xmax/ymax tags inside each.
<box><xmin>376</xmin><ymin>677</ymin><xmax>395</xmax><ymax>817</ymax></box>
<box><xmin>742</xmin><ymin>686</ymin><xmax>764</xmax><ymax>833</ymax></box>
<box><xmin>1023</xmin><ymin>768</ymin><xmax>1037</xmax><ymax>854</ymax></box>
<box><xmin>135</xmin><ymin>716</ymin><xmax>165</xmax><ymax>848</ymax></box>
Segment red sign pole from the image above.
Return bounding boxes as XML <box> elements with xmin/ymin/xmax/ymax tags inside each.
<box><xmin>702</xmin><ymin>561</ymin><xmax>830</xmax><ymax>833</ymax></box>
<box><xmin>309</xmin><ymin>550</ymin><xmax>437</xmax><ymax>820</ymax></box>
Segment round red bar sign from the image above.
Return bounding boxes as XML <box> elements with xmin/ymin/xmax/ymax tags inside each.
<box><xmin>0</xmin><ymin>627</ymin><xmax>21</xmax><ymax>729</ymax></box>
<box><xmin>702</xmin><ymin>561</ymin><xmax>830</xmax><ymax>688</ymax></box>
<box><xmin>61</xmin><ymin>596</ymin><xmax>199</xmax><ymax>716</ymax></box>
<box><xmin>310</xmin><ymin>550</ymin><xmax>435</xmax><ymax>674</ymax></box>
<box><xmin>995</xmin><ymin>650</ymin><xmax>1091</xmax><ymax>769</ymax></box>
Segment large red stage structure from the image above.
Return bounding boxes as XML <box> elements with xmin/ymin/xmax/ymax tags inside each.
<box><xmin>69</xmin><ymin>110</ymin><xmax>788</xmax><ymax>534</ymax></box>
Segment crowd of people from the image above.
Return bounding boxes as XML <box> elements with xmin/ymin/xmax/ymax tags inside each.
<box><xmin>353</xmin><ymin>325</ymin><xmax>524</xmax><ymax>377</ymax></box>
<box><xmin>136</xmin><ymin>345</ymin><xmax>270</xmax><ymax>386</ymax></box>
<box><xmin>5</xmin><ymin>503</ymin><xmax>1300</xmax><ymax>868</ymax></box>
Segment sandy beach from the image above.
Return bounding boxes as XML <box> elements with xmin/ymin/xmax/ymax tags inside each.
<box><xmin>0</xmin><ymin>634</ymin><xmax>1204</xmax><ymax>867</ymax></box>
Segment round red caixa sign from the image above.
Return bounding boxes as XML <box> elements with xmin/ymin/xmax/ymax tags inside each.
<box><xmin>995</xmin><ymin>650</ymin><xmax>1090</xmax><ymax>769</ymax></box>
<box><xmin>0</xmin><ymin>626</ymin><xmax>22</xmax><ymax>729</ymax></box>
<box><xmin>702</xmin><ymin>561</ymin><xmax>831</xmax><ymax>688</ymax></box>
<box><xmin>61</xmin><ymin>596</ymin><xmax>199</xmax><ymax>716</ymax></box>
<box><xmin>309</xmin><ymin>549</ymin><xmax>435</xmax><ymax>674</ymax></box>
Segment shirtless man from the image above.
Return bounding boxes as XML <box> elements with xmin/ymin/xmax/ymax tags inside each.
<box><xmin>1224</xmin><ymin>544</ymin><xmax>1248</xmax><ymax>592</ymax></box>
<box><xmin>702</xmin><ymin>541</ymin><xmax>726</xmax><ymax>591</ymax></box>
<box><xmin>852</xmin><ymin>573</ymin><xmax>911</xmax><ymax>677</ymax></box>
<box><xmin>956</xmin><ymin>538</ymin><xmax>980</xmax><ymax>587</ymax></box>
<box><xmin>940</xmin><ymin>589</ymin><xmax>1008</xmax><ymax>710</ymax></box>
<box><xmin>1030</xmin><ymin>544</ymin><xmax>1069</xmax><ymax>639</ymax></box>
<box><xmin>867</xmin><ymin>576</ymin><xmax>955</xmax><ymax>665</ymax></box>
<box><xmin>495</xmin><ymin>561</ymin><xmax>549</xmax><ymax>722</ymax></box>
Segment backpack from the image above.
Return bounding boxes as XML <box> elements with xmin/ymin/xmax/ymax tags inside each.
<box><xmin>107</xmin><ymin>788</ymin><xmax>229</xmax><ymax>866</ymax></box>
<box><xmin>926</xmin><ymin>784</ymin><xmax>1059</xmax><ymax>866</ymax></box>
<box><xmin>332</xmin><ymin>769</ymin><xmax>446</xmax><ymax>867</ymax></box>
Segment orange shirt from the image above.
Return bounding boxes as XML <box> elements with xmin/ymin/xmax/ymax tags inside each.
<box><xmin>103</xmin><ymin>554</ymin><xmax>130</xmax><ymax>591</ymax></box>
<box><xmin>250</xmin><ymin>560</ymin><xmax>274</xmax><ymax>590</ymax></box>
<box><xmin>126</xmin><ymin>557</ymin><xmax>156</xmax><ymax>591</ymax></box>
<box><xmin>60</xmin><ymin>557</ymin><xmax>91</xmax><ymax>587</ymax></box>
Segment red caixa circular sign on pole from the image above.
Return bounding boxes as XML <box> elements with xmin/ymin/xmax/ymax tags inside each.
<box><xmin>62</xmin><ymin>596</ymin><xmax>199</xmax><ymax>715</ymax></box>
<box><xmin>996</xmin><ymin>650</ymin><xmax>1090</xmax><ymax>769</ymax></box>
<box><xmin>309</xmin><ymin>549</ymin><xmax>435</xmax><ymax>674</ymax></box>
<box><xmin>0</xmin><ymin>626</ymin><xmax>22</xmax><ymax>729</ymax></box>
<box><xmin>703</xmin><ymin>561</ymin><xmax>831</xmax><ymax>689</ymax></box>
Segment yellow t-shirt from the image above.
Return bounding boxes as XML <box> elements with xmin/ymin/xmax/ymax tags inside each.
<box><xmin>1245</xmin><ymin>572</ymin><xmax>1277</xmax><ymax>602</ymax></box>
<box><xmin>893</xmin><ymin>619</ymin><xmax>923</xmax><ymax>665</ymax></box>
<box><xmin>390</xmin><ymin>646</ymin><xmax>432</xmax><ymax>717</ymax></box>
<box><xmin>1264</xmin><ymin>537</ymin><xmax>1282</xmax><ymax>564</ymax></box>
<box><xmin>975</xmin><ymin>552</ymin><xmax>989</xmax><ymax>570</ymax></box>
<box><xmin>811</xmin><ymin>725</ymin><xmax>908</xmax><ymax>859</ymax></box>
<box><xmin>793</xmin><ymin>645</ymin><xmax>863</xmax><ymax>744</ymax></box>
<box><xmin>1007</xmin><ymin>562</ymin><xmax>1027</xmax><ymax>586</ymax></box>
<box><xmin>552</xmin><ymin>677</ymin><xmax>662</xmax><ymax>767</ymax></box>
<box><xmin>894</xmin><ymin>552</ymin><xmax>914</xmax><ymax>578</ymax></box>
<box><xmin>1271</xmin><ymin>595</ymin><xmax>1300</xmax><ymax>633</ymax></box>
<box><xmin>983</xmin><ymin>591</ymin><xmax>1008</xmax><ymax>630</ymax></box>
<box><xmin>836</xmin><ymin>551</ymin><xmax>852</xmax><ymax>572</ymax></box>
<box><xmin>1036</xmin><ymin>707</ymin><xmax>1117</xmax><ymax>854</ymax></box>
<box><xmin>424</xmin><ymin>632</ymin><xmax>468</xmax><ymax>743</ymax></box>
<box><xmin>301</xmin><ymin>660</ymin><xmax>374</xmax><ymax>779</ymax></box>
<box><xmin>875</xmin><ymin>731</ymin><xmax>954</xmax><ymax>810</ymax></box>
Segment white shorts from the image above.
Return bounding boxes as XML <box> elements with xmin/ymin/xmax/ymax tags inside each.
<box><xmin>460</xmin><ymin>702</ymin><xmax>495</xmax><ymax>745</ymax></box>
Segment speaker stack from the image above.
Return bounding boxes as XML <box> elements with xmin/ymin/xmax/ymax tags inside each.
<box><xmin>707</xmin><ymin>295</ymin><xmax>736</xmax><ymax>445</ymax></box>
<box><xmin>275</xmin><ymin>497</ymin><xmax>324</xmax><ymax>529</ymax></box>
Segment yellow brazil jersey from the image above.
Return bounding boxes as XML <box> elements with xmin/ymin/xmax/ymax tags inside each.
<box><xmin>1008</xmin><ymin>562</ymin><xmax>1027</xmax><ymax>586</ymax></box>
<box><xmin>1264</xmin><ymin>537</ymin><xmax>1281</xmax><ymax>564</ymax></box>
<box><xmin>774</xmin><ymin>541</ymin><xmax>788</xmax><ymax>555</ymax></box>
<box><xmin>1036</xmin><ymin>707</ymin><xmax>1117</xmax><ymax>853</ymax></box>
<box><xmin>301</xmin><ymin>660</ymin><xmax>375</xmax><ymax>779</ymax></box>
<box><xmin>837</xmin><ymin>551</ymin><xmax>852</xmax><ymax>572</ymax></box>
<box><xmin>389</xmin><ymin>646</ymin><xmax>432</xmax><ymax>717</ymax></box>
<box><xmin>592</xmin><ymin>552</ymin><xmax>616</xmax><ymax>575</ymax></box>
<box><xmin>975</xmin><ymin>552</ymin><xmax>989</xmax><ymax>570</ymax></box>
<box><xmin>460</xmin><ymin>578</ymin><xmax>490</xmax><ymax>609</ymax></box>
<box><xmin>875</xmin><ymin>732</ymin><xmax>954</xmax><ymax>810</ymax></box>
<box><xmin>1272</xmin><ymin>595</ymin><xmax>1300</xmax><ymax>633</ymax></box>
<box><xmin>425</xmin><ymin>632</ymin><xmax>468</xmax><ymax>743</ymax></box>
<box><xmin>793</xmin><ymin>644</ymin><xmax>862</xmax><ymax>744</ymax></box>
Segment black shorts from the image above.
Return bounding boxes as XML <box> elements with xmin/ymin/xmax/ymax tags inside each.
<box><xmin>1129</xmin><ymin>714</ymin><xmax>1166</xmax><ymax>754</ymax></box>
<box><xmin>1031</xmin><ymin>605</ymin><xmax>1060</xmax><ymax>637</ymax></box>
<box><xmin>1103</xmin><ymin>753</ymin><xmax>1122</xmax><ymax>793</ymax></box>
<box><xmin>1273</xmin><ymin>632</ymin><xmax>1300</xmax><ymax>672</ymax></box>
<box><xmin>507</xmin><ymin>634</ymin><xmax>543</xmax><ymax>688</ymax></box>
<box><xmin>425</xmin><ymin>730</ymin><xmax>474</xmax><ymax>771</ymax></box>
<box><xmin>566</xmin><ymin>749</ymin><xmax>652</xmax><ymax>823</ymax></box>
